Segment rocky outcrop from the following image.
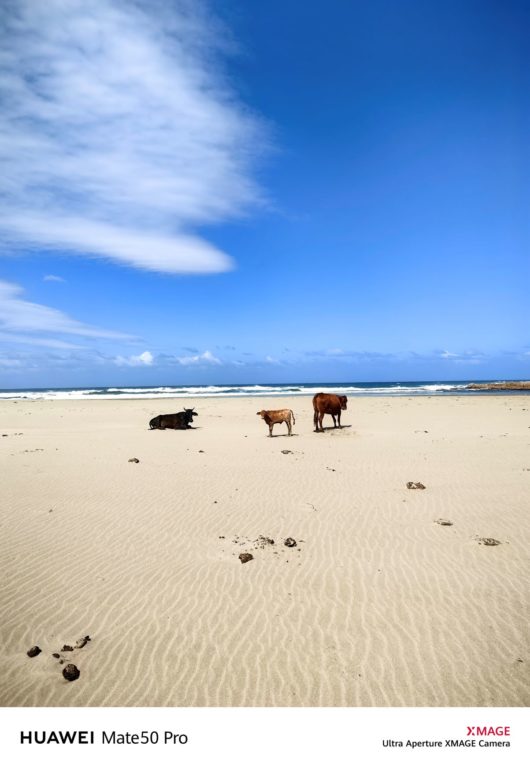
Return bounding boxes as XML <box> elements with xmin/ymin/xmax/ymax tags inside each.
<box><xmin>467</xmin><ymin>381</ymin><xmax>530</xmax><ymax>391</ymax></box>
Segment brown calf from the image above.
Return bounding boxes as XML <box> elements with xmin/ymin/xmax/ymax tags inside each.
<box><xmin>257</xmin><ymin>409</ymin><xmax>295</xmax><ymax>437</ymax></box>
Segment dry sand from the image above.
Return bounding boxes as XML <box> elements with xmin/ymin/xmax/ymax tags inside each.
<box><xmin>0</xmin><ymin>395</ymin><xmax>529</xmax><ymax>707</ymax></box>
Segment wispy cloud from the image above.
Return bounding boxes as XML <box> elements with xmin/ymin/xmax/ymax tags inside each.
<box><xmin>175</xmin><ymin>349</ymin><xmax>221</xmax><ymax>366</ymax></box>
<box><xmin>436</xmin><ymin>349</ymin><xmax>485</xmax><ymax>364</ymax></box>
<box><xmin>0</xmin><ymin>0</ymin><xmax>266</xmax><ymax>274</ymax></box>
<box><xmin>306</xmin><ymin>348</ymin><xmax>396</xmax><ymax>361</ymax></box>
<box><xmin>0</xmin><ymin>356</ymin><xmax>24</xmax><ymax>368</ymax></box>
<box><xmin>0</xmin><ymin>331</ymin><xmax>81</xmax><ymax>350</ymax></box>
<box><xmin>43</xmin><ymin>274</ymin><xmax>66</xmax><ymax>283</ymax></box>
<box><xmin>0</xmin><ymin>280</ymin><xmax>133</xmax><ymax>340</ymax></box>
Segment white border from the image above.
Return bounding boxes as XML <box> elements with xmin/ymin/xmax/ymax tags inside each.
<box><xmin>0</xmin><ymin>707</ymin><xmax>527</xmax><ymax>767</ymax></box>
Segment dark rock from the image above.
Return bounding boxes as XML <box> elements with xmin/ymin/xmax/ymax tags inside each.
<box><xmin>281</xmin><ymin>450</ymin><xmax>293</xmax><ymax>454</ymax></box>
<box><xmin>128</xmin><ymin>457</ymin><xmax>140</xmax><ymax>463</ymax></box>
<box><xmin>256</xmin><ymin>535</ymin><xmax>274</xmax><ymax>547</ymax></box>
<box><xmin>239</xmin><ymin>553</ymin><xmax>253</xmax><ymax>564</ymax></box>
<box><xmin>406</xmin><ymin>481</ymin><xmax>426</xmax><ymax>490</ymax></box>
<box><xmin>75</xmin><ymin>636</ymin><xmax>91</xmax><ymax>649</ymax></box>
<box><xmin>61</xmin><ymin>645</ymin><xmax>74</xmax><ymax>652</ymax></box>
<box><xmin>62</xmin><ymin>663</ymin><xmax>80</xmax><ymax>681</ymax></box>
<box><xmin>435</xmin><ymin>519</ymin><xmax>453</xmax><ymax>526</ymax></box>
<box><xmin>478</xmin><ymin>537</ymin><xmax>501</xmax><ymax>546</ymax></box>
<box><xmin>284</xmin><ymin>538</ymin><xmax>297</xmax><ymax>548</ymax></box>
<box><xmin>52</xmin><ymin>653</ymin><xmax>60</xmax><ymax>659</ymax></box>
<box><xmin>27</xmin><ymin>646</ymin><xmax>41</xmax><ymax>658</ymax></box>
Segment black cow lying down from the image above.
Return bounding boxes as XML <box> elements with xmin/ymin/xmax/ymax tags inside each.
<box><xmin>149</xmin><ymin>408</ymin><xmax>198</xmax><ymax>430</ymax></box>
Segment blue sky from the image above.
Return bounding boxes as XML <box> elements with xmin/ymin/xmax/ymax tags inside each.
<box><xmin>0</xmin><ymin>0</ymin><xmax>528</xmax><ymax>387</ymax></box>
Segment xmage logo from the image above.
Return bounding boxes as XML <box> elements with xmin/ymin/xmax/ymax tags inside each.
<box><xmin>466</xmin><ymin>727</ymin><xmax>510</xmax><ymax>737</ymax></box>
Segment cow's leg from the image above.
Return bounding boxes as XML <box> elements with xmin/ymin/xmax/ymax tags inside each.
<box><xmin>314</xmin><ymin>410</ymin><xmax>319</xmax><ymax>432</ymax></box>
<box><xmin>287</xmin><ymin>419</ymin><xmax>292</xmax><ymax>436</ymax></box>
<box><xmin>332</xmin><ymin>414</ymin><xmax>337</xmax><ymax>428</ymax></box>
<box><xmin>337</xmin><ymin>411</ymin><xmax>342</xmax><ymax>428</ymax></box>
<box><xmin>318</xmin><ymin>412</ymin><xmax>324</xmax><ymax>432</ymax></box>
<box><xmin>269</xmin><ymin>423</ymin><xmax>273</xmax><ymax>437</ymax></box>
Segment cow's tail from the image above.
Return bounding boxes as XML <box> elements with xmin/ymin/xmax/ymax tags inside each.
<box><xmin>291</xmin><ymin>410</ymin><xmax>295</xmax><ymax>425</ymax></box>
<box><xmin>312</xmin><ymin>394</ymin><xmax>319</xmax><ymax>428</ymax></box>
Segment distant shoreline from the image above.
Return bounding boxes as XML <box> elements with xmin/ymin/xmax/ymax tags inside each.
<box><xmin>1</xmin><ymin>380</ymin><xmax>530</xmax><ymax>400</ymax></box>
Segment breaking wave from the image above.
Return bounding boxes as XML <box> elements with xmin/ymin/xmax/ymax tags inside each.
<box><xmin>0</xmin><ymin>381</ymin><xmax>490</xmax><ymax>400</ymax></box>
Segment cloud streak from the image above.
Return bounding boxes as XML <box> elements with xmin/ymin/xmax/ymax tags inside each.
<box><xmin>0</xmin><ymin>280</ymin><xmax>133</xmax><ymax>340</ymax></box>
<box><xmin>0</xmin><ymin>0</ymin><xmax>266</xmax><ymax>274</ymax></box>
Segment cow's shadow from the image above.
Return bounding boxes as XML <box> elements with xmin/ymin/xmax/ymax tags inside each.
<box><xmin>148</xmin><ymin>426</ymin><xmax>201</xmax><ymax>431</ymax></box>
<box><xmin>314</xmin><ymin>424</ymin><xmax>352</xmax><ymax>433</ymax></box>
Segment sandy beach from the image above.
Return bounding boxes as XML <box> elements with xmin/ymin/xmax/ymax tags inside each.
<box><xmin>0</xmin><ymin>394</ymin><xmax>529</xmax><ymax>707</ymax></box>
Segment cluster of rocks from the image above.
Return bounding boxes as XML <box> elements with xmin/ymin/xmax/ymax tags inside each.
<box><xmin>236</xmin><ymin>535</ymin><xmax>299</xmax><ymax>564</ymax></box>
<box><xmin>26</xmin><ymin>635</ymin><xmax>91</xmax><ymax>682</ymax></box>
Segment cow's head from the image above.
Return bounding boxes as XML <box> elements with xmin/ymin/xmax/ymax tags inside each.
<box><xmin>339</xmin><ymin>396</ymin><xmax>348</xmax><ymax>410</ymax></box>
<box><xmin>185</xmin><ymin>408</ymin><xmax>198</xmax><ymax>420</ymax></box>
<box><xmin>256</xmin><ymin>410</ymin><xmax>265</xmax><ymax>419</ymax></box>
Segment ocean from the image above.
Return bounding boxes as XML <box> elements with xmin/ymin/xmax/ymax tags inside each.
<box><xmin>0</xmin><ymin>380</ymin><xmax>524</xmax><ymax>400</ymax></box>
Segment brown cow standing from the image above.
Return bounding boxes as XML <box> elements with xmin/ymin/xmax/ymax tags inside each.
<box><xmin>313</xmin><ymin>393</ymin><xmax>347</xmax><ymax>432</ymax></box>
<box><xmin>257</xmin><ymin>409</ymin><xmax>295</xmax><ymax>437</ymax></box>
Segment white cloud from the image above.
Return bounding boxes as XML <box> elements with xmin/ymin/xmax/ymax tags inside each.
<box><xmin>4</xmin><ymin>216</ymin><xmax>232</xmax><ymax>274</ymax></box>
<box><xmin>114</xmin><ymin>350</ymin><xmax>154</xmax><ymax>366</ymax></box>
<box><xmin>43</xmin><ymin>274</ymin><xmax>66</xmax><ymax>283</ymax></box>
<box><xmin>0</xmin><ymin>0</ymin><xmax>266</xmax><ymax>274</ymax></box>
<box><xmin>0</xmin><ymin>280</ymin><xmax>133</xmax><ymax>340</ymax></box>
<box><xmin>176</xmin><ymin>349</ymin><xmax>221</xmax><ymax>366</ymax></box>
